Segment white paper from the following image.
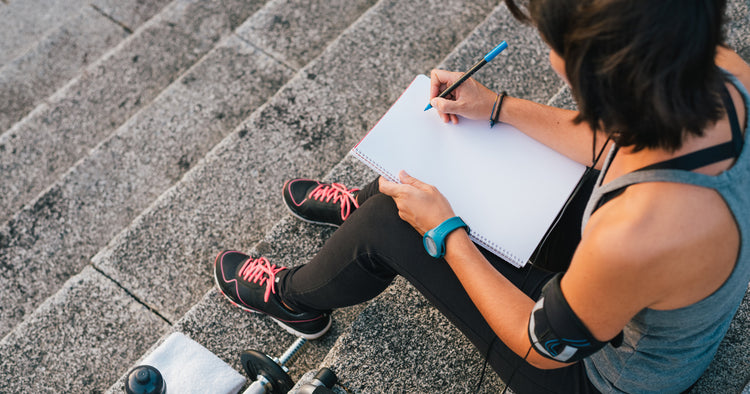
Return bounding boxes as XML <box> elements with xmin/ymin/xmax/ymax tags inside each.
<box><xmin>352</xmin><ymin>75</ymin><xmax>586</xmax><ymax>267</ymax></box>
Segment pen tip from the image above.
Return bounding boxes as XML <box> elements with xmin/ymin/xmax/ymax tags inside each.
<box><xmin>424</xmin><ymin>104</ymin><xmax>432</xmax><ymax>111</ymax></box>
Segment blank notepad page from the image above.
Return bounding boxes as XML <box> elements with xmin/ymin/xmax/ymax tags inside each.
<box><xmin>352</xmin><ymin>75</ymin><xmax>585</xmax><ymax>267</ymax></box>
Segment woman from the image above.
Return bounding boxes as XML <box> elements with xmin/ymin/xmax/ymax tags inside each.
<box><xmin>213</xmin><ymin>0</ymin><xmax>750</xmax><ymax>392</ymax></box>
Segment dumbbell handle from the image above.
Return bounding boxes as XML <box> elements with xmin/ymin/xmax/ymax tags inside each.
<box><xmin>242</xmin><ymin>378</ymin><xmax>269</xmax><ymax>394</ymax></box>
<box><xmin>276</xmin><ymin>337</ymin><xmax>307</xmax><ymax>366</ymax></box>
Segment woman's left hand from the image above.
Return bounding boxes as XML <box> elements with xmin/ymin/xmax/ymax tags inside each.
<box><xmin>378</xmin><ymin>171</ymin><xmax>456</xmax><ymax>235</ymax></box>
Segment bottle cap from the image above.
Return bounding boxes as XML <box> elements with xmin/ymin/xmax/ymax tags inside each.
<box><xmin>125</xmin><ymin>365</ymin><xmax>166</xmax><ymax>394</ymax></box>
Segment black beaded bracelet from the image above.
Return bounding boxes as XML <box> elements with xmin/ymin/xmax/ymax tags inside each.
<box><xmin>490</xmin><ymin>91</ymin><xmax>507</xmax><ymax>128</ymax></box>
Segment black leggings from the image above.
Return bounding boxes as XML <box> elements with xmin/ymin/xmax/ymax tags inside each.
<box><xmin>279</xmin><ymin>177</ymin><xmax>600</xmax><ymax>394</ymax></box>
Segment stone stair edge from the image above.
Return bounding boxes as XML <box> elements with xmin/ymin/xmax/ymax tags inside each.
<box><xmin>0</xmin><ymin>265</ymin><xmax>171</xmax><ymax>393</ymax></box>
<box><xmin>0</xmin><ymin>6</ymin><xmax>127</xmax><ymax>134</ymax></box>
<box><xmin>0</xmin><ymin>30</ymin><xmax>244</xmax><ymax>233</ymax></box>
<box><xmin>0</xmin><ymin>0</ymin><xmax>174</xmax><ymax>134</ymax></box>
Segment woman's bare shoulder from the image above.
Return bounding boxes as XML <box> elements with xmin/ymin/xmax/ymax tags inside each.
<box><xmin>717</xmin><ymin>46</ymin><xmax>750</xmax><ymax>89</ymax></box>
<box><xmin>581</xmin><ymin>182</ymin><xmax>739</xmax><ymax>309</ymax></box>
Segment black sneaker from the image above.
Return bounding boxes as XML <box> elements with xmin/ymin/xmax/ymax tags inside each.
<box><xmin>213</xmin><ymin>250</ymin><xmax>331</xmax><ymax>339</ymax></box>
<box><xmin>282</xmin><ymin>179</ymin><xmax>360</xmax><ymax>227</ymax></box>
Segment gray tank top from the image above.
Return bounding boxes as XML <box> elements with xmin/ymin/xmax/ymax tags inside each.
<box><xmin>581</xmin><ymin>72</ymin><xmax>750</xmax><ymax>393</ymax></box>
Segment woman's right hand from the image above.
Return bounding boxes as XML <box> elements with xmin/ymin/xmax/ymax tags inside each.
<box><xmin>429</xmin><ymin>69</ymin><xmax>498</xmax><ymax>124</ymax></box>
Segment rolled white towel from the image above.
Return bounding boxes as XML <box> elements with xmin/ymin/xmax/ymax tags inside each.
<box><xmin>137</xmin><ymin>332</ymin><xmax>246</xmax><ymax>394</ymax></box>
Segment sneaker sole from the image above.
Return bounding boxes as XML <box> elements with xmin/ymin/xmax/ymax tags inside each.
<box><xmin>213</xmin><ymin>252</ymin><xmax>331</xmax><ymax>340</ymax></box>
<box><xmin>282</xmin><ymin>182</ymin><xmax>342</xmax><ymax>228</ymax></box>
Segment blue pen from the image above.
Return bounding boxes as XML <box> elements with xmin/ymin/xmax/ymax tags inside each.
<box><xmin>424</xmin><ymin>40</ymin><xmax>508</xmax><ymax>111</ymax></box>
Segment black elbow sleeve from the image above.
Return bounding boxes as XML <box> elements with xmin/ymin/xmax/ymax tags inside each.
<box><xmin>528</xmin><ymin>273</ymin><xmax>621</xmax><ymax>363</ymax></box>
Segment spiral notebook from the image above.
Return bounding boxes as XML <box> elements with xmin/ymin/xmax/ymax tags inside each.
<box><xmin>351</xmin><ymin>74</ymin><xmax>586</xmax><ymax>267</ymax></box>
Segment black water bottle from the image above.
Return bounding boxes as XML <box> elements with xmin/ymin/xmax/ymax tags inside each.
<box><xmin>125</xmin><ymin>365</ymin><xmax>166</xmax><ymax>394</ymax></box>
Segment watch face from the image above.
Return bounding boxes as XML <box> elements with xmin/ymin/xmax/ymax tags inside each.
<box><xmin>425</xmin><ymin>237</ymin><xmax>438</xmax><ymax>256</ymax></box>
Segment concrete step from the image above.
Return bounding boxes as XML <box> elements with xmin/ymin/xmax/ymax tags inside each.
<box><xmin>310</xmin><ymin>276</ymin><xmax>507</xmax><ymax>394</ymax></box>
<box><xmin>0</xmin><ymin>0</ymin><xmax>381</xmax><ymax>341</ymax></box>
<box><xmin>233</xmin><ymin>0</ymin><xmax>376</xmax><ymax>71</ymax></box>
<box><xmin>0</xmin><ymin>0</ymin><xmax>91</xmax><ymax>66</ymax></box>
<box><xmin>0</xmin><ymin>32</ymin><xmax>292</xmax><ymax>339</ymax></box>
<box><xmin>0</xmin><ymin>266</ymin><xmax>170</xmax><ymax>393</ymax></box>
<box><xmin>0</xmin><ymin>0</ymin><xmax>265</xmax><ymax>225</ymax></box>
<box><xmin>0</xmin><ymin>0</ymin><xmax>276</xmax><ymax>340</ymax></box>
<box><xmin>0</xmin><ymin>0</ymin><xmax>382</xmax><ymax>390</ymax></box>
<box><xmin>0</xmin><ymin>0</ymin><xmax>172</xmax><ymax>133</ymax></box>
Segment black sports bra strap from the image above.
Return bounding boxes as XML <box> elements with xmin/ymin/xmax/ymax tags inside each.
<box><xmin>592</xmin><ymin>82</ymin><xmax>746</xmax><ymax>215</ymax></box>
<box><xmin>719</xmin><ymin>82</ymin><xmax>744</xmax><ymax>156</ymax></box>
<box><xmin>635</xmin><ymin>141</ymin><xmax>736</xmax><ymax>172</ymax></box>
<box><xmin>635</xmin><ymin>83</ymin><xmax>744</xmax><ymax>173</ymax></box>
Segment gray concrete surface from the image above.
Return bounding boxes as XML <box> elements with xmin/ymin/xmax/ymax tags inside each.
<box><xmin>235</xmin><ymin>0</ymin><xmax>378</xmax><ymax>70</ymax></box>
<box><xmin>0</xmin><ymin>7</ymin><xmax>127</xmax><ymax>133</ymax></box>
<box><xmin>0</xmin><ymin>34</ymin><xmax>291</xmax><ymax>338</ymax></box>
<box><xmin>315</xmin><ymin>277</ymin><xmax>507</xmax><ymax>394</ymax></box>
<box><xmin>0</xmin><ymin>0</ymin><xmax>171</xmax><ymax>134</ymax></box>
<box><xmin>0</xmin><ymin>0</ymin><xmax>264</xmax><ymax>225</ymax></box>
<box><xmin>0</xmin><ymin>0</ymin><xmax>91</xmax><ymax>66</ymax></box>
<box><xmin>92</xmin><ymin>0</ymin><xmax>172</xmax><ymax>29</ymax></box>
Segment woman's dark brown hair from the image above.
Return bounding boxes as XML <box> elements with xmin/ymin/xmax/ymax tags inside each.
<box><xmin>505</xmin><ymin>0</ymin><xmax>728</xmax><ymax>152</ymax></box>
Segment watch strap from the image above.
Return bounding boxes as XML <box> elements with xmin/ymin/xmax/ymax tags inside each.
<box><xmin>423</xmin><ymin>216</ymin><xmax>468</xmax><ymax>258</ymax></box>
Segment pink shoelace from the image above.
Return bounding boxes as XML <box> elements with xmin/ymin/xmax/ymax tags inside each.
<box><xmin>308</xmin><ymin>183</ymin><xmax>360</xmax><ymax>221</ymax></box>
<box><xmin>238</xmin><ymin>257</ymin><xmax>286</xmax><ymax>302</ymax></box>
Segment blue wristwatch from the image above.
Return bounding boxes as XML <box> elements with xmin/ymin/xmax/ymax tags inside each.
<box><xmin>423</xmin><ymin>216</ymin><xmax>468</xmax><ymax>258</ymax></box>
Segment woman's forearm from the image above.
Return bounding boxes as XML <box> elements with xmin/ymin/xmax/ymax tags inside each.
<box><xmin>443</xmin><ymin>229</ymin><xmax>568</xmax><ymax>370</ymax></box>
<box><xmin>498</xmin><ymin>96</ymin><xmax>611</xmax><ymax>168</ymax></box>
